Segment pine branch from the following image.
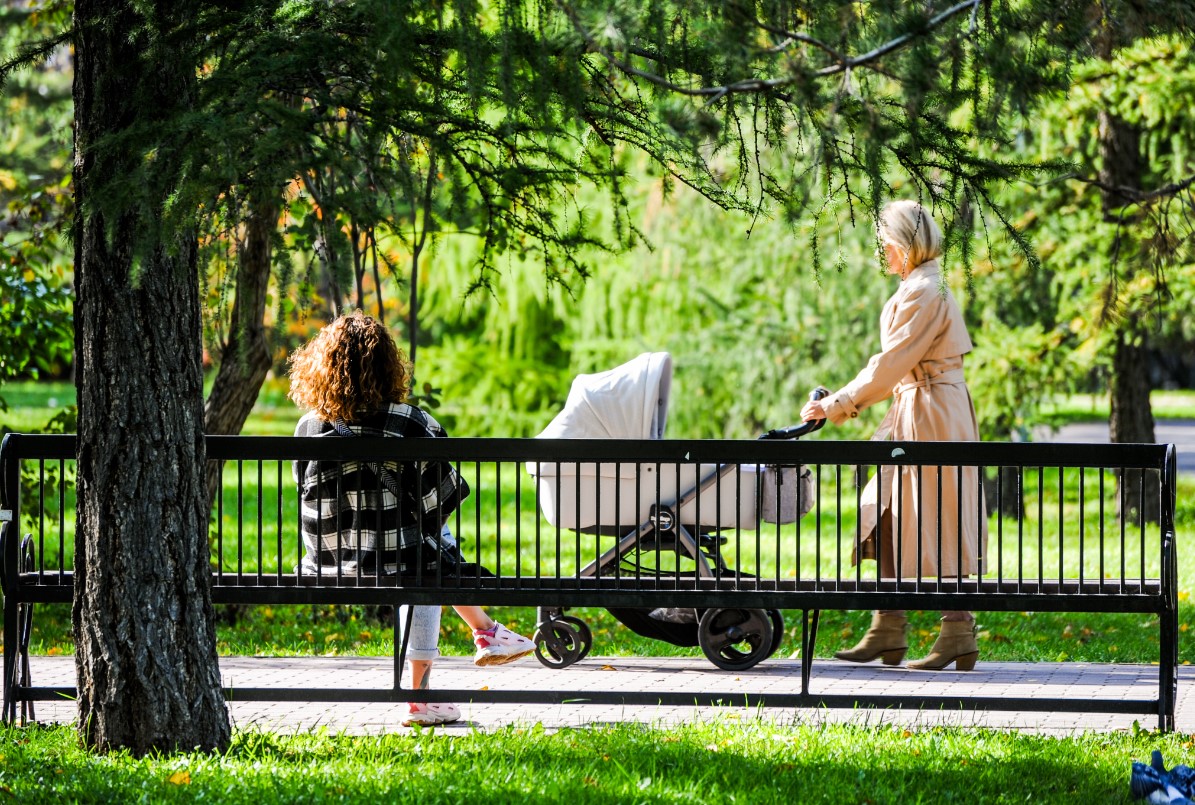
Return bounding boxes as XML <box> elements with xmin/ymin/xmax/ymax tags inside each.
<box><xmin>1069</xmin><ymin>172</ymin><xmax>1195</xmax><ymax>207</ymax></box>
<box><xmin>556</xmin><ymin>0</ymin><xmax>983</xmax><ymax>99</ymax></box>
<box><xmin>0</xmin><ymin>28</ymin><xmax>72</xmax><ymax>92</ymax></box>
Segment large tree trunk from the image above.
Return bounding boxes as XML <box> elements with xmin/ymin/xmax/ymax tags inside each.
<box><xmin>1094</xmin><ymin>20</ymin><xmax>1158</xmax><ymax>522</ymax></box>
<box><xmin>72</xmin><ymin>0</ymin><xmax>230</xmax><ymax>754</ymax></box>
<box><xmin>1110</xmin><ymin>331</ymin><xmax>1160</xmax><ymax>522</ymax></box>
<box><xmin>203</xmin><ymin>200</ymin><xmax>278</xmax><ymax>506</ymax></box>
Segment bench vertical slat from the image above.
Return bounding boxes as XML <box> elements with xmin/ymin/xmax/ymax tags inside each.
<box><xmin>2</xmin><ymin>435</ymin><xmax>22</xmax><ymax>723</ymax></box>
<box><xmin>275</xmin><ymin>460</ymin><xmax>283</xmax><ymax>582</ymax></box>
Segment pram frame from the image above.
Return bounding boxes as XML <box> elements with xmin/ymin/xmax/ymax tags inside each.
<box><xmin>577</xmin><ymin>460</ymin><xmax>736</xmax><ymax>580</ymax></box>
<box><xmin>538</xmin><ymin>414</ymin><xmax>825</xmax><ymax>671</ymax></box>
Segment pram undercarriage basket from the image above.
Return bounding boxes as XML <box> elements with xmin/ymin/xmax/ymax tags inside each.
<box><xmin>527</xmin><ymin>352</ymin><xmax>824</xmax><ymax>671</ymax></box>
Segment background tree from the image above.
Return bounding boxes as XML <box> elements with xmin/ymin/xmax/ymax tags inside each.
<box><xmin>1087</xmin><ymin>5</ymin><xmax>1195</xmax><ymax>519</ymax></box>
<box><xmin>970</xmin><ymin>33</ymin><xmax>1195</xmax><ymax>520</ymax></box>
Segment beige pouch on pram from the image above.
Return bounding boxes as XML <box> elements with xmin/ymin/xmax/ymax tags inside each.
<box><xmin>759</xmin><ymin>463</ymin><xmax>815</xmax><ymax>524</ymax></box>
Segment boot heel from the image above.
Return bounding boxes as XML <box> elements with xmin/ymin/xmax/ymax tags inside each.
<box><xmin>880</xmin><ymin>648</ymin><xmax>907</xmax><ymax>666</ymax></box>
<box><xmin>953</xmin><ymin>651</ymin><xmax>979</xmax><ymax>671</ymax></box>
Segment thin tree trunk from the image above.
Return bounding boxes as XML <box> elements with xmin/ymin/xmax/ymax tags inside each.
<box><xmin>1098</xmin><ymin>110</ymin><xmax>1143</xmax><ymax>220</ymax></box>
<box><xmin>1110</xmin><ymin>331</ymin><xmax>1160</xmax><ymax>522</ymax></box>
<box><xmin>72</xmin><ymin>0</ymin><xmax>230</xmax><ymax>754</ymax></box>
<box><xmin>203</xmin><ymin>199</ymin><xmax>279</xmax><ymax>506</ymax></box>
<box><xmin>407</xmin><ymin>153</ymin><xmax>436</xmax><ymax>367</ymax></box>
<box><xmin>984</xmin><ymin>466</ymin><xmax>1023</xmax><ymax>520</ymax></box>
<box><xmin>1093</xmin><ymin>18</ymin><xmax>1158</xmax><ymax>522</ymax></box>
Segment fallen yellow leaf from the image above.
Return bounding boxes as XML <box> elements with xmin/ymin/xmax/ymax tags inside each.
<box><xmin>168</xmin><ymin>771</ymin><xmax>191</xmax><ymax>785</ymax></box>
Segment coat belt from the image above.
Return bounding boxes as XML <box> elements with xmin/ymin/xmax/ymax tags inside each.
<box><xmin>894</xmin><ymin>367</ymin><xmax>965</xmax><ymax>396</ymax></box>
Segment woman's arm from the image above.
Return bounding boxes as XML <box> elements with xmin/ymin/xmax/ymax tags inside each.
<box><xmin>815</xmin><ymin>284</ymin><xmax>947</xmax><ymax>425</ymax></box>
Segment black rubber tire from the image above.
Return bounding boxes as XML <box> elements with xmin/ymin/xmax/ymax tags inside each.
<box><xmin>556</xmin><ymin>615</ymin><xmax>593</xmax><ymax>661</ymax></box>
<box><xmin>533</xmin><ymin>619</ymin><xmax>584</xmax><ymax>669</ymax></box>
<box><xmin>697</xmin><ymin>607</ymin><xmax>774</xmax><ymax>672</ymax></box>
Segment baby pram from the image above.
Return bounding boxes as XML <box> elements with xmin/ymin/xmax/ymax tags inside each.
<box><xmin>528</xmin><ymin>352</ymin><xmax>824</xmax><ymax>671</ymax></box>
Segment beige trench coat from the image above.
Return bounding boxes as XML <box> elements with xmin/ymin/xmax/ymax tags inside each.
<box><xmin>821</xmin><ymin>260</ymin><xmax>988</xmax><ymax>579</ymax></box>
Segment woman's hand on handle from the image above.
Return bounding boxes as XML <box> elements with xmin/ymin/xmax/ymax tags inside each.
<box><xmin>801</xmin><ymin>398</ymin><xmax>827</xmax><ymax>423</ymax></box>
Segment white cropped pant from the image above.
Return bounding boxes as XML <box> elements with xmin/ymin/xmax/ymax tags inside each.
<box><xmin>398</xmin><ymin>526</ymin><xmax>457</xmax><ymax>662</ymax></box>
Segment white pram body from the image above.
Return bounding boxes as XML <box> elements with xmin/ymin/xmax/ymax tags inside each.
<box><xmin>530</xmin><ymin>352</ymin><xmax>810</xmax><ymax>533</ymax></box>
<box><xmin>527</xmin><ymin>353</ymin><xmax>821</xmax><ymax>673</ymax></box>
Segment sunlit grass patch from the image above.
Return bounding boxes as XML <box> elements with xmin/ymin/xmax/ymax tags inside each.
<box><xmin>0</xmin><ymin>719</ymin><xmax>1187</xmax><ymax>803</ymax></box>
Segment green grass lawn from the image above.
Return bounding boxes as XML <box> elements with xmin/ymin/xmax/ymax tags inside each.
<box><xmin>0</xmin><ymin>719</ymin><xmax>1184</xmax><ymax>803</ymax></box>
<box><xmin>5</xmin><ymin>381</ymin><xmax>1195</xmax><ymax>432</ymax></box>
<box><xmin>1041</xmin><ymin>390</ymin><xmax>1195</xmax><ymax>424</ymax></box>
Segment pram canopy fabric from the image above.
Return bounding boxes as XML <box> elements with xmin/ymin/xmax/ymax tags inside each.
<box><xmin>536</xmin><ymin>352</ymin><xmax>672</xmax><ymax>441</ymax></box>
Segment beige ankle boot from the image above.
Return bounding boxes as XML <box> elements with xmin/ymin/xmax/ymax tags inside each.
<box><xmin>834</xmin><ymin>612</ymin><xmax>908</xmax><ymax>665</ymax></box>
<box><xmin>907</xmin><ymin>619</ymin><xmax>979</xmax><ymax>671</ymax></box>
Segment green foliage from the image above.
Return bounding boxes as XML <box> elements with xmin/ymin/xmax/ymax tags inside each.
<box><xmin>969</xmin><ymin>35</ymin><xmax>1195</xmax><ymax>417</ymax></box>
<box><xmin>0</xmin><ymin>261</ymin><xmax>72</xmax><ymax>411</ymax></box>
<box><xmin>7</xmin><ymin>2</ymin><xmax>1194</xmax><ymax>441</ymax></box>
<box><xmin>0</xmin><ymin>5</ymin><xmax>74</xmax><ymax>411</ymax></box>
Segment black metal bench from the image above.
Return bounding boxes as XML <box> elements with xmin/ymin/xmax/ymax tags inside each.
<box><xmin>1</xmin><ymin>433</ymin><xmax>1180</xmax><ymax>729</ymax></box>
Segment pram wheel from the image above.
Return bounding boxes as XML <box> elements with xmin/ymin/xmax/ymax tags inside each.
<box><xmin>697</xmin><ymin>608</ymin><xmax>774</xmax><ymax>672</ymax></box>
<box><xmin>533</xmin><ymin>618</ymin><xmax>587</xmax><ymax>669</ymax></box>
<box><xmin>557</xmin><ymin>615</ymin><xmax>593</xmax><ymax>661</ymax></box>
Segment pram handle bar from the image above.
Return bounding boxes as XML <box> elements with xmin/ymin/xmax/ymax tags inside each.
<box><xmin>758</xmin><ymin>387</ymin><xmax>829</xmax><ymax>440</ymax></box>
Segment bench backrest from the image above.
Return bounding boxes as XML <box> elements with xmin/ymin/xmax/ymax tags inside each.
<box><xmin>1</xmin><ymin>433</ymin><xmax>1177</xmax><ymax>604</ymax></box>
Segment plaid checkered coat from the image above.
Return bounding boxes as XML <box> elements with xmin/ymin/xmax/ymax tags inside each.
<box><xmin>293</xmin><ymin>403</ymin><xmax>469</xmax><ymax>572</ymax></box>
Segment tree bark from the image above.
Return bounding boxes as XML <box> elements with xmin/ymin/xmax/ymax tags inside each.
<box><xmin>1097</xmin><ymin>110</ymin><xmax>1143</xmax><ymax>220</ymax></box>
<box><xmin>72</xmin><ymin>0</ymin><xmax>230</xmax><ymax>754</ymax></box>
<box><xmin>1110</xmin><ymin>331</ymin><xmax>1160</xmax><ymax>522</ymax></box>
<box><xmin>1093</xmin><ymin>16</ymin><xmax>1158</xmax><ymax>522</ymax></box>
<box><xmin>203</xmin><ymin>200</ymin><xmax>278</xmax><ymax>506</ymax></box>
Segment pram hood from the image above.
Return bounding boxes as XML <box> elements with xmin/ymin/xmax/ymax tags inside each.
<box><xmin>535</xmin><ymin>352</ymin><xmax>672</xmax><ymax>441</ymax></box>
<box><xmin>530</xmin><ymin>352</ymin><xmax>811</xmax><ymax>528</ymax></box>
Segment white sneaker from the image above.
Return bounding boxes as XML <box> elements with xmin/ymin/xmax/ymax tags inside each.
<box><xmin>402</xmin><ymin>702</ymin><xmax>461</xmax><ymax>727</ymax></box>
<box><xmin>473</xmin><ymin>622</ymin><xmax>536</xmax><ymax>666</ymax></box>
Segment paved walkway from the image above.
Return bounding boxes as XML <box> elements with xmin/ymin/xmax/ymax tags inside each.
<box><xmin>20</xmin><ymin>655</ymin><xmax>1194</xmax><ymax>736</ymax></box>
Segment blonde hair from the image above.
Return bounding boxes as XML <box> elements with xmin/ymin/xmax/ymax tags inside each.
<box><xmin>288</xmin><ymin>311</ymin><xmax>411</xmax><ymax>423</ymax></box>
<box><xmin>878</xmin><ymin>200</ymin><xmax>943</xmax><ymax>270</ymax></box>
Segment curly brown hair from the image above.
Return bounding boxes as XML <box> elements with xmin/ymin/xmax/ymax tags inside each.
<box><xmin>287</xmin><ymin>311</ymin><xmax>411</xmax><ymax>423</ymax></box>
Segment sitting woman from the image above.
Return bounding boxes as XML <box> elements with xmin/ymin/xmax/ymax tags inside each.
<box><xmin>288</xmin><ymin>311</ymin><xmax>535</xmax><ymax>726</ymax></box>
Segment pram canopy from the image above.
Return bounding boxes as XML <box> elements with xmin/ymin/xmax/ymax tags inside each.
<box><xmin>535</xmin><ymin>352</ymin><xmax>672</xmax><ymax>441</ymax></box>
<box><xmin>530</xmin><ymin>352</ymin><xmax>809</xmax><ymax>532</ymax></box>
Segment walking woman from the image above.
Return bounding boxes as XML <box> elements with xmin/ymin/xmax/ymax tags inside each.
<box><xmin>801</xmin><ymin>200</ymin><xmax>988</xmax><ymax>671</ymax></box>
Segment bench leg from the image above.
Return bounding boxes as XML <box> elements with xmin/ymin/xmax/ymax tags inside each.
<box><xmin>15</xmin><ymin>597</ymin><xmax>34</xmax><ymax>726</ymax></box>
<box><xmin>2</xmin><ymin>592</ymin><xmax>14</xmax><ymax>724</ymax></box>
<box><xmin>394</xmin><ymin>605</ymin><xmax>415</xmax><ymax>693</ymax></box>
<box><xmin>1160</xmin><ymin>605</ymin><xmax>1178</xmax><ymax>732</ymax></box>
<box><xmin>801</xmin><ymin>610</ymin><xmax>820</xmax><ymax>695</ymax></box>
<box><xmin>1</xmin><ymin>530</ymin><xmax>34</xmax><ymax>725</ymax></box>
